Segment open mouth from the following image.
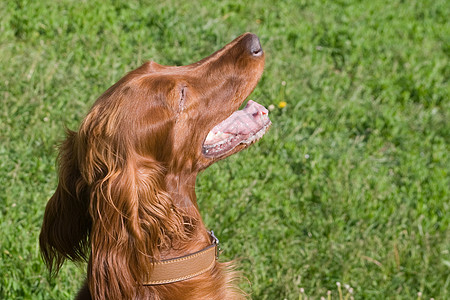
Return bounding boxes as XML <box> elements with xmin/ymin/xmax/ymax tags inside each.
<box><xmin>202</xmin><ymin>100</ymin><xmax>271</xmax><ymax>158</ymax></box>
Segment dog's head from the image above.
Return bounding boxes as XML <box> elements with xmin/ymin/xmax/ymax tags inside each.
<box><xmin>40</xmin><ymin>33</ymin><xmax>269</xmax><ymax>299</ymax></box>
<box><xmin>85</xmin><ymin>33</ymin><xmax>268</xmax><ymax>174</ymax></box>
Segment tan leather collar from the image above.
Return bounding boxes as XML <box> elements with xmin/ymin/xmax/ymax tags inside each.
<box><xmin>144</xmin><ymin>231</ymin><xmax>219</xmax><ymax>285</ymax></box>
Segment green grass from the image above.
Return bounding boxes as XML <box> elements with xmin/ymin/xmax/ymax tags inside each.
<box><xmin>1</xmin><ymin>0</ymin><xmax>449</xmax><ymax>299</ymax></box>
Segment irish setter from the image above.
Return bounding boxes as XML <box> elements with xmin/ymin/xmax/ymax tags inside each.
<box><xmin>40</xmin><ymin>32</ymin><xmax>270</xmax><ymax>299</ymax></box>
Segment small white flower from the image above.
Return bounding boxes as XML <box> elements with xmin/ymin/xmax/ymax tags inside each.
<box><xmin>305</xmin><ymin>154</ymin><xmax>310</xmax><ymax>159</ymax></box>
<box><xmin>336</xmin><ymin>282</ymin><xmax>341</xmax><ymax>287</ymax></box>
<box><xmin>268</xmin><ymin>104</ymin><xmax>275</xmax><ymax>111</ymax></box>
<box><xmin>300</xmin><ymin>288</ymin><xmax>304</xmax><ymax>293</ymax></box>
<box><xmin>281</xmin><ymin>81</ymin><xmax>286</xmax><ymax>86</ymax></box>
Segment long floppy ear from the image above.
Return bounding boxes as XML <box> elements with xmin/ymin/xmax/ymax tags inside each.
<box><xmin>39</xmin><ymin>130</ymin><xmax>91</xmax><ymax>275</ymax></box>
<box><xmin>86</xmin><ymin>151</ymin><xmax>185</xmax><ymax>299</ymax></box>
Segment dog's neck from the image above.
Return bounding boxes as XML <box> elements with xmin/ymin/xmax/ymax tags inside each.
<box><xmin>161</xmin><ymin>172</ymin><xmax>213</xmax><ymax>261</ymax></box>
<box><xmin>166</xmin><ymin>172</ymin><xmax>200</xmax><ymax>212</ymax></box>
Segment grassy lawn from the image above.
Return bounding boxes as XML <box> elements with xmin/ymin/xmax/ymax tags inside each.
<box><xmin>1</xmin><ymin>0</ymin><xmax>448</xmax><ymax>299</ymax></box>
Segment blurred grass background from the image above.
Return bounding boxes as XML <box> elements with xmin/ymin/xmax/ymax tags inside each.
<box><xmin>0</xmin><ymin>0</ymin><xmax>448</xmax><ymax>299</ymax></box>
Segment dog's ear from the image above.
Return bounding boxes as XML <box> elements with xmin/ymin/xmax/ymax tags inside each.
<box><xmin>39</xmin><ymin>130</ymin><xmax>91</xmax><ymax>275</ymax></box>
<box><xmin>86</xmin><ymin>149</ymin><xmax>185</xmax><ymax>299</ymax></box>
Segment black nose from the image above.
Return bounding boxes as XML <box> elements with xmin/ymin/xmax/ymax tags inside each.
<box><xmin>245</xmin><ymin>33</ymin><xmax>263</xmax><ymax>57</ymax></box>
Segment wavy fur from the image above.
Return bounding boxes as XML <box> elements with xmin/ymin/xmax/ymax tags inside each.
<box><xmin>40</xmin><ymin>33</ymin><xmax>265</xmax><ymax>299</ymax></box>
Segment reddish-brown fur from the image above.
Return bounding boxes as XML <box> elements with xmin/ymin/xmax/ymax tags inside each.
<box><xmin>39</xmin><ymin>33</ymin><xmax>265</xmax><ymax>299</ymax></box>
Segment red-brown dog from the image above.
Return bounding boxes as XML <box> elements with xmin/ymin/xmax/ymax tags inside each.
<box><xmin>40</xmin><ymin>33</ymin><xmax>270</xmax><ymax>299</ymax></box>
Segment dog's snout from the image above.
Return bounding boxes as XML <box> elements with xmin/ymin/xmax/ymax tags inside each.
<box><xmin>245</xmin><ymin>33</ymin><xmax>263</xmax><ymax>57</ymax></box>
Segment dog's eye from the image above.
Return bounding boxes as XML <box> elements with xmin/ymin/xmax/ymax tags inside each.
<box><xmin>179</xmin><ymin>86</ymin><xmax>187</xmax><ymax>112</ymax></box>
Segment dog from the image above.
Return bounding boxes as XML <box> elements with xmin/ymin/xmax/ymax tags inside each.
<box><xmin>40</xmin><ymin>32</ymin><xmax>270</xmax><ymax>299</ymax></box>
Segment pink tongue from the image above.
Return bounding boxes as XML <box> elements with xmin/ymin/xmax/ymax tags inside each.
<box><xmin>205</xmin><ymin>100</ymin><xmax>269</xmax><ymax>144</ymax></box>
